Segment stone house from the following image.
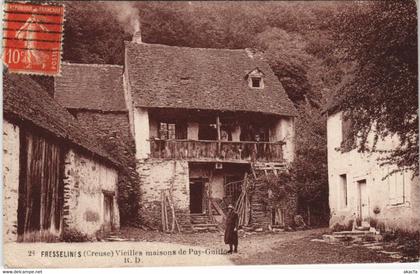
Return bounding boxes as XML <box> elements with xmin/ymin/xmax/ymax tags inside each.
<box><xmin>326</xmin><ymin>106</ymin><xmax>420</xmax><ymax>232</ymax></box>
<box><xmin>54</xmin><ymin>62</ymin><xmax>140</xmax><ymax>226</ymax></box>
<box><xmin>54</xmin><ymin>62</ymin><xmax>130</xmax><ymax>142</ymax></box>
<box><xmin>123</xmin><ymin>36</ymin><xmax>297</xmax><ymax>230</ymax></box>
<box><xmin>3</xmin><ymin>73</ymin><xmax>120</xmax><ymax>242</ymax></box>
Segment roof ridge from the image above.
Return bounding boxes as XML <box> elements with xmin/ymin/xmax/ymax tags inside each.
<box><xmin>126</xmin><ymin>41</ymin><xmax>248</xmax><ymax>53</ymax></box>
<box><xmin>62</xmin><ymin>62</ymin><xmax>123</xmax><ymax>68</ymax></box>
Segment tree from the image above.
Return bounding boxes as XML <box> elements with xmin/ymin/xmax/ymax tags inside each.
<box><xmin>331</xmin><ymin>0</ymin><xmax>418</xmax><ymax>176</ymax></box>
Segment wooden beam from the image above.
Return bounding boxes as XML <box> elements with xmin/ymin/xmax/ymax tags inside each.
<box><xmin>208</xmin><ymin>170</ymin><xmax>214</xmax><ymax>220</ymax></box>
<box><xmin>216</xmin><ymin>115</ymin><xmax>221</xmax><ymax>140</ymax></box>
<box><xmin>216</xmin><ymin>115</ymin><xmax>221</xmax><ymax>155</ymax></box>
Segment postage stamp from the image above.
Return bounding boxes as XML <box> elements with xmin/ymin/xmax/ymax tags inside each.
<box><xmin>2</xmin><ymin>2</ymin><xmax>64</xmax><ymax>75</ymax></box>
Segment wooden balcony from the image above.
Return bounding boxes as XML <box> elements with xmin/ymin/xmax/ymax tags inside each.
<box><xmin>149</xmin><ymin>139</ymin><xmax>284</xmax><ymax>163</ymax></box>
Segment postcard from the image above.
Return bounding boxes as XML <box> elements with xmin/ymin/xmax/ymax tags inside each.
<box><xmin>2</xmin><ymin>0</ymin><xmax>419</xmax><ymax>270</ymax></box>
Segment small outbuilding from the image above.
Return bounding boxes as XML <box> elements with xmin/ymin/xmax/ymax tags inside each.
<box><xmin>3</xmin><ymin>73</ymin><xmax>120</xmax><ymax>242</ymax></box>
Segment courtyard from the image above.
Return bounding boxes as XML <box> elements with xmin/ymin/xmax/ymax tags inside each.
<box><xmin>3</xmin><ymin>228</ymin><xmax>410</xmax><ymax>268</ymax></box>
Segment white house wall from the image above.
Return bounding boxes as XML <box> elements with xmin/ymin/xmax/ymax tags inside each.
<box><xmin>327</xmin><ymin>111</ymin><xmax>420</xmax><ymax>232</ymax></box>
<box><xmin>3</xmin><ymin>120</ymin><xmax>20</xmax><ymax>243</ymax></box>
<box><xmin>271</xmin><ymin>117</ymin><xmax>295</xmax><ymax>163</ymax></box>
<box><xmin>133</xmin><ymin>107</ymin><xmax>151</xmax><ymax>159</ymax></box>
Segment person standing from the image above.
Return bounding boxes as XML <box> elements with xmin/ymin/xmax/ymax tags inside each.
<box><xmin>224</xmin><ymin>204</ymin><xmax>239</xmax><ymax>253</ymax></box>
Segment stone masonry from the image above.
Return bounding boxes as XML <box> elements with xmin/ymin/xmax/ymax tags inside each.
<box><xmin>138</xmin><ymin>159</ymin><xmax>190</xmax><ymax>228</ymax></box>
<box><xmin>3</xmin><ymin>120</ymin><xmax>20</xmax><ymax>243</ymax></box>
<box><xmin>63</xmin><ymin>149</ymin><xmax>120</xmax><ymax>236</ymax></box>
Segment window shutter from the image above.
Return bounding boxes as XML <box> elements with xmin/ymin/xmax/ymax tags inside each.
<box><xmin>389</xmin><ymin>171</ymin><xmax>405</xmax><ymax>205</ymax></box>
<box><xmin>395</xmin><ymin>172</ymin><xmax>405</xmax><ymax>204</ymax></box>
<box><xmin>388</xmin><ymin>172</ymin><xmax>397</xmax><ymax>205</ymax></box>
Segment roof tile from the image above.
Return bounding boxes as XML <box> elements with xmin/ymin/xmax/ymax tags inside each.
<box><xmin>125</xmin><ymin>42</ymin><xmax>297</xmax><ymax>116</ymax></box>
<box><xmin>3</xmin><ymin>73</ymin><xmax>119</xmax><ymax>166</ymax></box>
<box><xmin>54</xmin><ymin>63</ymin><xmax>126</xmax><ymax>111</ymax></box>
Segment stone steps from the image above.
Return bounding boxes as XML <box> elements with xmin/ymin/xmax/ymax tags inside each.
<box><xmin>333</xmin><ymin>230</ymin><xmax>373</xmax><ymax>236</ymax></box>
<box><xmin>188</xmin><ymin>213</ymin><xmax>220</xmax><ymax>233</ymax></box>
<box><xmin>323</xmin><ymin>229</ymin><xmax>382</xmax><ymax>243</ymax></box>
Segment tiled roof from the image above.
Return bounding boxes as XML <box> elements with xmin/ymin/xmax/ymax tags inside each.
<box><xmin>3</xmin><ymin>73</ymin><xmax>119</xmax><ymax>166</ymax></box>
<box><xmin>125</xmin><ymin>42</ymin><xmax>297</xmax><ymax>116</ymax></box>
<box><xmin>54</xmin><ymin>63</ymin><xmax>126</xmax><ymax>111</ymax></box>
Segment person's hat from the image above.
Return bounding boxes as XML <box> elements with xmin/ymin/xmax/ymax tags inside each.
<box><xmin>228</xmin><ymin>204</ymin><xmax>234</xmax><ymax>210</ymax></box>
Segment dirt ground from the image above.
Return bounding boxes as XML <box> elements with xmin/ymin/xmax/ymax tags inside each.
<box><xmin>5</xmin><ymin>227</ymin><xmax>402</xmax><ymax>268</ymax></box>
<box><xmin>117</xmin><ymin>227</ymin><xmax>398</xmax><ymax>265</ymax></box>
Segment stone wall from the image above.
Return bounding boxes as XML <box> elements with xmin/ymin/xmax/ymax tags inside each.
<box><xmin>63</xmin><ymin>149</ymin><xmax>120</xmax><ymax>236</ymax></box>
<box><xmin>328</xmin><ymin>111</ymin><xmax>420</xmax><ymax>232</ymax></box>
<box><xmin>72</xmin><ymin>110</ymin><xmax>141</xmax><ymax>227</ymax></box>
<box><xmin>74</xmin><ymin>111</ymin><xmax>131</xmax><ymax>143</ymax></box>
<box><xmin>137</xmin><ymin>159</ymin><xmax>189</xmax><ymax>228</ymax></box>
<box><xmin>3</xmin><ymin>120</ymin><xmax>20</xmax><ymax>243</ymax></box>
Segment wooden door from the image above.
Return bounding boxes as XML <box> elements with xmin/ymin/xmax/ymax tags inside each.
<box><xmin>17</xmin><ymin>130</ymin><xmax>64</xmax><ymax>240</ymax></box>
<box><xmin>357</xmin><ymin>180</ymin><xmax>369</xmax><ymax>220</ymax></box>
<box><xmin>189</xmin><ymin>180</ymin><xmax>204</xmax><ymax>213</ymax></box>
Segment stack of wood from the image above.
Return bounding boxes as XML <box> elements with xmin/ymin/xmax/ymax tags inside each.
<box><xmin>160</xmin><ymin>189</ymin><xmax>181</xmax><ymax>233</ymax></box>
<box><xmin>234</xmin><ymin>173</ymin><xmax>251</xmax><ymax>226</ymax></box>
<box><xmin>250</xmin><ymin>163</ymin><xmax>287</xmax><ymax>228</ymax></box>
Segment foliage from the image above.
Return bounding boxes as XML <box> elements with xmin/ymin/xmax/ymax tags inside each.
<box><xmin>290</xmin><ymin>105</ymin><xmax>330</xmax><ymax>226</ymax></box>
<box><xmin>261</xmin><ymin>172</ymin><xmax>297</xmax><ymax>226</ymax></box>
<box><xmin>369</xmin><ymin>218</ymin><xmax>378</xmax><ymax>229</ymax></box>
<box><xmin>382</xmin><ymin>231</ymin><xmax>397</xmax><ymax>242</ymax></box>
<box><xmin>60</xmin><ymin>228</ymin><xmax>89</xmax><ymax>242</ymax></box>
<box><xmin>394</xmin><ymin>230</ymin><xmax>420</xmax><ymax>262</ymax></box>
<box><xmin>331</xmin><ymin>221</ymin><xmax>353</xmax><ymax>232</ymax></box>
<box><xmin>331</xmin><ymin>1</ymin><xmax>418</xmax><ymax>176</ymax></box>
<box><xmin>63</xmin><ymin>2</ymin><xmax>130</xmax><ymax>64</ymax></box>
<box><xmin>94</xmin><ymin>128</ymin><xmax>142</xmax><ymax>227</ymax></box>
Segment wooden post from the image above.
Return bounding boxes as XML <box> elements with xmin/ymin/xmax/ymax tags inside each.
<box><xmin>208</xmin><ymin>170</ymin><xmax>213</xmax><ymax>220</ymax></box>
<box><xmin>307</xmin><ymin>205</ymin><xmax>311</xmax><ymax>227</ymax></box>
<box><xmin>216</xmin><ymin>115</ymin><xmax>221</xmax><ymax>155</ymax></box>
<box><xmin>161</xmin><ymin>191</ymin><xmax>165</xmax><ymax>232</ymax></box>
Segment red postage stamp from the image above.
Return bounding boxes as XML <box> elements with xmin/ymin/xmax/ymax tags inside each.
<box><xmin>2</xmin><ymin>2</ymin><xmax>64</xmax><ymax>75</ymax></box>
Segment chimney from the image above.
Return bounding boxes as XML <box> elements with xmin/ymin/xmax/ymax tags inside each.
<box><xmin>132</xmin><ymin>30</ymin><xmax>142</xmax><ymax>44</ymax></box>
<box><xmin>245</xmin><ymin>48</ymin><xmax>264</xmax><ymax>60</ymax></box>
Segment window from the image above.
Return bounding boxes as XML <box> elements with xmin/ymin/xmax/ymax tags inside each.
<box><xmin>158</xmin><ymin>122</ymin><xmax>187</xmax><ymax>140</ymax></box>
<box><xmin>389</xmin><ymin>171</ymin><xmax>405</xmax><ymax>205</ymax></box>
<box><xmin>159</xmin><ymin>123</ymin><xmax>176</xmax><ymax>140</ymax></box>
<box><xmin>339</xmin><ymin>174</ymin><xmax>348</xmax><ymax>208</ymax></box>
<box><xmin>247</xmin><ymin>68</ymin><xmax>264</xmax><ymax>89</ymax></box>
<box><xmin>251</xmin><ymin>77</ymin><xmax>262</xmax><ymax>88</ymax></box>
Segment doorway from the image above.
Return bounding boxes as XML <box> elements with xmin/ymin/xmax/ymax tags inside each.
<box><xmin>198</xmin><ymin>124</ymin><xmax>217</xmax><ymax>140</ymax></box>
<box><xmin>103</xmin><ymin>192</ymin><xmax>114</xmax><ymax>231</ymax></box>
<box><xmin>357</xmin><ymin>179</ymin><xmax>369</xmax><ymax>220</ymax></box>
<box><xmin>190</xmin><ymin>180</ymin><xmax>204</xmax><ymax>213</ymax></box>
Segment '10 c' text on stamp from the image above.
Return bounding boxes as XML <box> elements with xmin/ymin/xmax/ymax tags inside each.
<box><xmin>2</xmin><ymin>2</ymin><xmax>64</xmax><ymax>75</ymax></box>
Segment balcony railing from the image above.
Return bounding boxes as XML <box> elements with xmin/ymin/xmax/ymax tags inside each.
<box><xmin>149</xmin><ymin>139</ymin><xmax>284</xmax><ymax>162</ymax></box>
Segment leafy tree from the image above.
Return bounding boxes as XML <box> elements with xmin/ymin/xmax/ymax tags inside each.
<box><xmin>63</xmin><ymin>2</ymin><xmax>130</xmax><ymax>64</ymax></box>
<box><xmin>331</xmin><ymin>0</ymin><xmax>418</xmax><ymax>176</ymax></box>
